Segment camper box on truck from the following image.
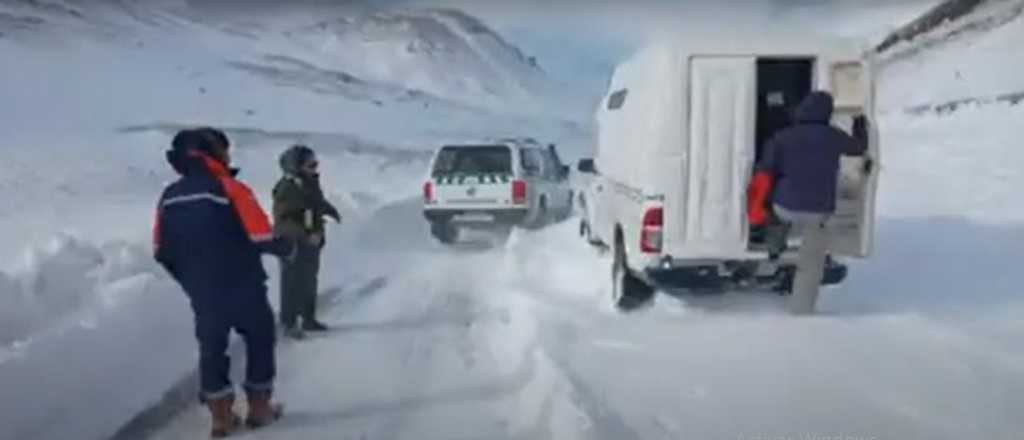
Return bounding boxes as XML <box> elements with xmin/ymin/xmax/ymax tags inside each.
<box><xmin>579</xmin><ymin>35</ymin><xmax>880</xmax><ymax>310</ymax></box>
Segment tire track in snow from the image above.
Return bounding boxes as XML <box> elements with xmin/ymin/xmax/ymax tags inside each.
<box><xmin>534</xmin><ymin>319</ymin><xmax>645</xmax><ymax>440</ymax></box>
<box><xmin>353</xmin><ymin>245</ymin><xmax>626</xmax><ymax>440</ymax></box>
<box><xmin>367</xmin><ymin>285</ymin><xmax>463</xmax><ymax>440</ymax></box>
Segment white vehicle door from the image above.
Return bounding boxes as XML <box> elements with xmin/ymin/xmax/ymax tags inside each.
<box><xmin>677</xmin><ymin>56</ymin><xmax>757</xmax><ymax>256</ymax></box>
<box><xmin>828</xmin><ymin>61</ymin><xmax>879</xmax><ymax>258</ymax></box>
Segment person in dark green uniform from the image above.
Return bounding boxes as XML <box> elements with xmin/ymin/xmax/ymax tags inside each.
<box><xmin>273</xmin><ymin>145</ymin><xmax>341</xmax><ymax>339</ymax></box>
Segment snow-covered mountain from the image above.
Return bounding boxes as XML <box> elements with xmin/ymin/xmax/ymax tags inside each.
<box><xmin>283</xmin><ymin>9</ymin><xmax>554</xmax><ymax>111</ymax></box>
<box><xmin>0</xmin><ymin>0</ymin><xmax>585</xmax><ymax>119</ymax></box>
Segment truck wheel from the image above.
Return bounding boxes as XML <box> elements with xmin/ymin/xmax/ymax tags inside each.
<box><xmin>557</xmin><ymin>192</ymin><xmax>574</xmax><ymax>221</ymax></box>
<box><xmin>430</xmin><ymin>221</ymin><xmax>457</xmax><ymax>244</ymax></box>
<box><xmin>611</xmin><ymin>236</ymin><xmax>654</xmax><ymax>311</ymax></box>
<box><xmin>526</xmin><ymin>198</ymin><xmax>548</xmax><ymax>230</ymax></box>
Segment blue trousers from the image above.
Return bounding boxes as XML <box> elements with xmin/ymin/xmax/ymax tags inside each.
<box><xmin>187</xmin><ymin>285</ymin><xmax>277</xmax><ymax>401</ymax></box>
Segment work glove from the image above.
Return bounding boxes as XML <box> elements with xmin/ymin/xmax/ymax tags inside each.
<box><xmin>852</xmin><ymin>114</ymin><xmax>869</xmax><ymax>140</ymax></box>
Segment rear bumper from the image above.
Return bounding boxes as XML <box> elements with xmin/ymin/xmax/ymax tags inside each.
<box><xmin>424</xmin><ymin>207</ymin><xmax>528</xmax><ymax>225</ymax></box>
<box><xmin>644</xmin><ymin>257</ymin><xmax>848</xmax><ymax>291</ymax></box>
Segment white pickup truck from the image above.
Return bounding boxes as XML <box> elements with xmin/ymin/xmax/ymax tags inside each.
<box><xmin>581</xmin><ymin>37</ymin><xmax>880</xmax><ymax>312</ymax></box>
<box><xmin>422</xmin><ymin>139</ymin><xmax>574</xmax><ymax>244</ymax></box>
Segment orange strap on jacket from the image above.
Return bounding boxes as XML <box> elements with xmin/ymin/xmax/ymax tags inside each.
<box><xmin>152</xmin><ymin>204</ymin><xmax>162</xmax><ymax>253</ymax></box>
<box><xmin>747</xmin><ymin>170</ymin><xmax>774</xmax><ymax>227</ymax></box>
<box><xmin>220</xmin><ymin>177</ymin><xmax>275</xmax><ymax>243</ymax></box>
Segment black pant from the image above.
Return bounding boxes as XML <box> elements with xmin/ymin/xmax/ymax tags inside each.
<box><xmin>279</xmin><ymin>240</ymin><xmax>321</xmax><ymax>328</ymax></box>
<box><xmin>189</xmin><ymin>285</ymin><xmax>276</xmax><ymax>401</ymax></box>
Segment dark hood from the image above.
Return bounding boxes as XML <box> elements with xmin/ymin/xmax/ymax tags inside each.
<box><xmin>279</xmin><ymin>145</ymin><xmax>316</xmax><ymax>175</ymax></box>
<box><xmin>794</xmin><ymin>91</ymin><xmax>834</xmax><ymax>124</ymax></box>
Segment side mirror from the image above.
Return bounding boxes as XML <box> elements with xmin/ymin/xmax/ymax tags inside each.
<box><xmin>559</xmin><ymin>165</ymin><xmax>570</xmax><ymax>179</ymax></box>
<box><xmin>577</xmin><ymin>159</ymin><xmax>595</xmax><ymax>174</ymax></box>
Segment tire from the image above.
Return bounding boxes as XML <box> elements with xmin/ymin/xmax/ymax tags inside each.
<box><xmin>430</xmin><ymin>221</ymin><xmax>457</xmax><ymax>244</ymax></box>
<box><xmin>611</xmin><ymin>233</ymin><xmax>655</xmax><ymax>311</ymax></box>
<box><xmin>556</xmin><ymin>192</ymin><xmax>574</xmax><ymax>221</ymax></box>
<box><xmin>526</xmin><ymin>197</ymin><xmax>548</xmax><ymax>230</ymax></box>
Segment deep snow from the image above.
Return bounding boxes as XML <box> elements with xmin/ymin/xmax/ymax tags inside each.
<box><xmin>1</xmin><ymin>1</ymin><xmax>1023</xmax><ymax>440</ymax></box>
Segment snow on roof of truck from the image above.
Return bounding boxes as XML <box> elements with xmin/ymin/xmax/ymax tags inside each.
<box><xmin>441</xmin><ymin>138</ymin><xmax>541</xmax><ymax>150</ymax></box>
<box><xmin>634</xmin><ymin>30</ymin><xmax>869</xmax><ymax>62</ymax></box>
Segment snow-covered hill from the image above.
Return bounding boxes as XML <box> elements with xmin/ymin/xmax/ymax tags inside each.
<box><xmin>0</xmin><ymin>0</ymin><xmax>581</xmax><ymax>117</ymax></box>
<box><xmin>283</xmin><ymin>9</ymin><xmax>555</xmax><ymax>111</ymax></box>
<box><xmin>876</xmin><ymin>0</ymin><xmax>1024</xmax><ymax>222</ymax></box>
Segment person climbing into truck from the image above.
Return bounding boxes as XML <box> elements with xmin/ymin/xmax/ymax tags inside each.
<box><xmin>273</xmin><ymin>145</ymin><xmax>341</xmax><ymax>339</ymax></box>
<box><xmin>748</xmin><ymin>91</ymin><xmax>869</xmax><ymax>314</ymax></box>
<box><xmin>154</xmin><ymin>128</ymin><xmax>291</xmax><ymax>437</ymax></box>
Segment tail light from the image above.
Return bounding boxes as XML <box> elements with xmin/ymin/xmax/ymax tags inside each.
<box><xmin>512</xmin><ymin>180</ymin><xmax>527</xmax><ymax>205</ymax></box>
<box><xmin>423</xmin><ymin>181</ymin><xmax>433</xmax><ymax>204</ymax></box>
<box><xmin>640</xmin><ymin>207</ymin><xmax>663</xmax><ymax>254</ymax></box>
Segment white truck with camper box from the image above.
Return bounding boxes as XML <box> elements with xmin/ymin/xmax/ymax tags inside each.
<box><xmin>423</xmin><ymin>139</ymin><xmax>573</xmax><ymax>244</ymax></box>
<box><xmin>577</xmin><ymin>35</ymin><xmax>880</xmax><ymax>312</ymax></box>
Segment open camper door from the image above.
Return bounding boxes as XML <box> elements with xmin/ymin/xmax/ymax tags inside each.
<box><xmin>828</xmin><ymin>61</ymin><xmax>878</xmax><ymax>258</ymax></box>
<box><xmin>682</xmin><ymin>56</ymin><xmax>756</xmax><ymax>256</ymax></box>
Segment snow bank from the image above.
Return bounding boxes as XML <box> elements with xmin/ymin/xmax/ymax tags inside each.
<box><xmin>0</xmin><ymin>235</ymin><xmax>159</xmax><ymax>347</ymax></box>
<box><xmin>0</xmin><ymin>273</ymin><xmax>195</xmax><ymax>440</ymax></box>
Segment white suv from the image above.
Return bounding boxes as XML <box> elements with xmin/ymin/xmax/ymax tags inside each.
<box><xmin>422</xmin><ymin>139</ymin><xmax>573</xmax><ymax>244</ymax></box>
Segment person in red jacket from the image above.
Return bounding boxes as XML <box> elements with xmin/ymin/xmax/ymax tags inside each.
<box><xmin>154</xmin><ymin>128</ymin><xmax>292</xmax><ymax>437</ymax></box>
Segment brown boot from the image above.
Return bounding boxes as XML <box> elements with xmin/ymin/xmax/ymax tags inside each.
<box><xmin>245</xmin><ymin>391</ymin><xmax>283</xmax><ymax>429</ymax></box>
<box><xmin>206</xmin><ymin>396</ymin><xmax>241</xmax><ymax>438</ymax></box>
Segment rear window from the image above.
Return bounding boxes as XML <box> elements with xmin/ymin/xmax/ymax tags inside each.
<box><xmin>607</xmin><ymin>89</ymin><xmax>628</xmax><ymax>110</ymax></box>
<box><xmin>432</xmin><ymin>146</ymin><xmax>512</xmax><ymax>177</ymax></box>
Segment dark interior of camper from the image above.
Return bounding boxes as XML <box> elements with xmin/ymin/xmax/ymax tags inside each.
<box><xmin>749</xmin><ymin>58</ymin><xmax>814</xmax><ymax>249</ymax></box>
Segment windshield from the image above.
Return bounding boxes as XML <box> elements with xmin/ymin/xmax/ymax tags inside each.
<box><xmin>431</xmin><ymin>146</ymin><xmax>512</xmax><ymax>176</ymax></box>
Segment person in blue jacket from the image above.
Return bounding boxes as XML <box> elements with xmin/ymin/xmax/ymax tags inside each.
<box><xmin>153</xmin><ymin>128</ymin><xmax>293</xmax><ymax>437</ymax></box>
<box><xmin>751</xmin><ymin>91</ymin><xmax>869</xmax><ymax>314</ymax></box>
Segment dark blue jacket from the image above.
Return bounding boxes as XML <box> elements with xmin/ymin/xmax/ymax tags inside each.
<box><xmin>759</xmin><ymin>92</ymin><xmax>867</xmax><ymax>213</ymax></box>
<box><xmin>154</xmin><ymin>152</ymin><xmax>291</xmax><ymax>301</ymax></box>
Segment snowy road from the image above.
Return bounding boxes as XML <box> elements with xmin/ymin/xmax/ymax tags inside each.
<box><xmin>147</xmin><ymin>201</ymin><xmax>1024</xmax><ymax>440</ymax></box>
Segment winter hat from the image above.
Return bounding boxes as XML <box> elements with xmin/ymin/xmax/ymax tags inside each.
<box><xmin>166</xmin><ymin>128</ymin><xmax>235</xmax><ymax>175</ymax></box>
<box><xmin>166</xmin><ymin>129</ymin><xmax>209</xmax><ymax>174</ymax></box>
<box><xmin>195</xmin><ymin>127</ymin><xmax>230</xmax><ymax>152</ymax></box>
<box><xmin>279</xmin><ymin>144</ymin><xmax>316</xmax><ymax>175</ymax></box>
